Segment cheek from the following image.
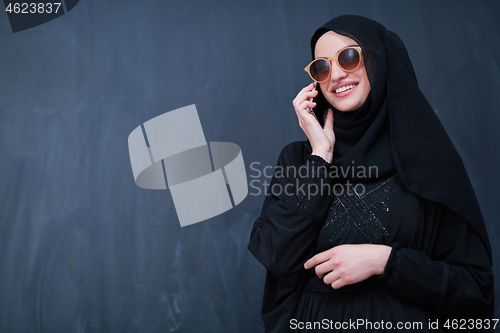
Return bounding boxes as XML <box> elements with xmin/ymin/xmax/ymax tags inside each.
<box><xmin>319</xmin><ymin>84</ymin><xmax>334</xmax><ymax>104</ymax></box>
<box><xmin>360</xmin><ymin>70</ymin><xmax>371</xmax><ymax>95</ymax></box>
<box><xmin>362</xmin><ymin>81</ymin><xmax>371</xmax><ymax>99</ymax></box>
<box><xmin>319</xmin><ymin>82</ymin><xmax>329</xmax><ymax>94</ymax></box>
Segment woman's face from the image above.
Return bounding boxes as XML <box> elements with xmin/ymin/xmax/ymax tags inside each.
<box><xmin>315</xmin><ymin>31</ymin><xmax>371</xmax><ymax>112</ymax></box>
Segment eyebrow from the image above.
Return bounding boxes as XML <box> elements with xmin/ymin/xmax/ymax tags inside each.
<box><xmin>315</xmin><ymin>44</ymin><xmax>358</xmax><ymax>59</ymax></box>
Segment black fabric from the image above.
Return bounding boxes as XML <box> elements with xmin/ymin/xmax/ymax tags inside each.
<box><xmin>294</xmin><ymin>172</ymin><xmax>492</xmax><ymax>332</ymax></box>
<box><xmin>309</xmin><ymin>15</ymin><xmax>491</xmax><ymax>258</ymax></box>
<box><xmin>249</xmin><ymin>14</ymin><xmax>494</xmax><ymax>333</ymax></box>
<box><xmin>249</xmin><ymin>142</ymin><xmax>493</xmax><ymax>332</ymax></box>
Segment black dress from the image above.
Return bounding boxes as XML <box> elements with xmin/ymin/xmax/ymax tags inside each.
<box><xmin>248</xmin><ymin>141</ymin><xmax>493</xmax><ymax>333</ymax></box>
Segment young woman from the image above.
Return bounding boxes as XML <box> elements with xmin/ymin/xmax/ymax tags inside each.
<box><xmin>249</xmin><ymin>15</ymin><xmax>494</xmax><ymax>332</ymax></box>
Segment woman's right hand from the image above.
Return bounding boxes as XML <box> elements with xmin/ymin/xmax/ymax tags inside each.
<box><xmin>292</xmin><ymin>83</ymin><xmax>335</xmax><ymax>163</ymax></box>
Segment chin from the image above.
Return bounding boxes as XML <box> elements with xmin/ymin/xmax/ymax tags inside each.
<box><xmin>326</xmin><ymin>98</ymin><xmax>360</xmax><ymax>112</ymax></box>
<box><xmin>336</xmin><ymin>104</ymin><xmax>359</xmax><ymax>112</ymax></box>
<box><xmin>325</xmin><ymin>91</ymin><xmax>367</xmax><ymax>112</ymax></box>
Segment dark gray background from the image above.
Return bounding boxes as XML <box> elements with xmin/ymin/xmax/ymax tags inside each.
<box><xmin>1</xmin><ymin>1</ymin><xmax>499</xmax><ymax>332</ymax></box>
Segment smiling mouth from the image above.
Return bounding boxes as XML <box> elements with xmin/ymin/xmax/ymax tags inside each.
<box><xmin>334</xmin><ymin>84</ymin><xmax>358</xmax><ymax>94</ymax></box>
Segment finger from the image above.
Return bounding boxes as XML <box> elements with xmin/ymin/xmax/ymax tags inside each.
<box><xmin>296</xmin><ymin>82</ymin><xmax>316</xmax><ymax>99</ymax></box>
<box><xmin>331</xmin><ymin>278</ymin><xmax>346</xmax><ymax>289</ymax></box>
<box><xmin>294</xmin><ymin>84</ymin><xmax>318</xmax><ymax>105</ymax></box>
<box><xmin>306</xmin><ymin>100</ymin><xmax>317</xmax><ymax>114</ymax></box>
<box><xmin>296</xmin><ymin>102</ymin><xmax>317</xmax><ymax>121</ymax></box>
<box><xmin>299</xmin><ymin>100</ymin><xmax>316</xmax><ymax>110</ymax></box>
<box><xmin>304</xmin><ymin>250</ymin><xmax>332</xmax><ymax>269</ymax></box>
<box><xmin>323</xmin><ymin>269</ymin><xmax>340</xmax><ymax>285</ymax></box>
<box><xmin>314</xmin><ymin>260</ymin><xmax>336</xmax><ymax>279</ymax></box>
<box><xmin>294</xmin><ymin>93</ymin><xmax>318</xmax><ymax>111</ymax></box>
<box><xmin>305</xmin><ymin>89</ymin><xmax>319</xmax><ymax>101</ymax></box>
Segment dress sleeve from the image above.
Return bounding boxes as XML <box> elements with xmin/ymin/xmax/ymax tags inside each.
<box><xmin>248</xmin><ymin>143</ymin><xmax>336</xmax><ymax>288</ymax></box>
<box><xmin>381</xmin><ymin>202</ymin><xmax>494</xmax><ymax>319</ymax></box>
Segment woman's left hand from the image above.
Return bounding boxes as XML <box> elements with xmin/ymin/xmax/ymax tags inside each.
<box><xmin>304</xmin><ymin>244</ymin><xmax>392</xmax><ymax>289</ymax></box>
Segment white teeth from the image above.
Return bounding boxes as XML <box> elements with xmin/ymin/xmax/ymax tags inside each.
<box><xmin>335</xmin><ymin>84</ymin><xmax>357</xmax><ymax>93</ymax></box>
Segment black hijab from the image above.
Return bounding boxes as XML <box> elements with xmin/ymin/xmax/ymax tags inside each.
<box><xmin>310</xmin><ymin>15</ymin><xmax>492</xmax><ymax>258</ymax></box>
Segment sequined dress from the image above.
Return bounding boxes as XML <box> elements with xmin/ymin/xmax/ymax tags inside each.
<box><xmin>293</xmin><ymin>173</ymin><xmax>428</xmax><ymax>332</ymax></box>
<box><xmin>248</xmin><ymin>142</ymin><xmax>493</xmax><ymax>333</ymax></box>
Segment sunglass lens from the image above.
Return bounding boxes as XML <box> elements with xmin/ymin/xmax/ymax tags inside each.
<box><xmin>338</xmin><ymin>48</ymin><xmax>360</xmax><ymax>71</ymax></box>
<box><xmin>310</xmin><ymin>59</ymin><xmax>330</xmax><ymax>82</ymax></box>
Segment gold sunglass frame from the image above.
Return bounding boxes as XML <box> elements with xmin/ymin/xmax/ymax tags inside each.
<box><xmin>304</xmin><ymin>46</ymin><xmax>363</xmax><ymax>83</ymax></box>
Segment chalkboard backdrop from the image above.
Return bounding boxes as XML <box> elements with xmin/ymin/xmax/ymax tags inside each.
<box><xmin>1</xmin><ymin>1</ymin><xmax>499</xmax><ymax>332</ymax></box>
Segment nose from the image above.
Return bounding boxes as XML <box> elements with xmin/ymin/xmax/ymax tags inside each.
<box><xmin>329</xmin><ymin>60</ymin><xmax>347</xmax><ymax>82</ymax></box>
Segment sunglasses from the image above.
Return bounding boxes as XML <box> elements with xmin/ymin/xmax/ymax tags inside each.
<box><xmin>304</xmin><ymin>46</ymin><xmax>362</xmax><ymax>83</ymax></box>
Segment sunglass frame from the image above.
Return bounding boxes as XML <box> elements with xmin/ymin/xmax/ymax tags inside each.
<box><xmin>304</xmin><ymin>46</ymin><xmax>363</xmax><ymax>83</ymax></box>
